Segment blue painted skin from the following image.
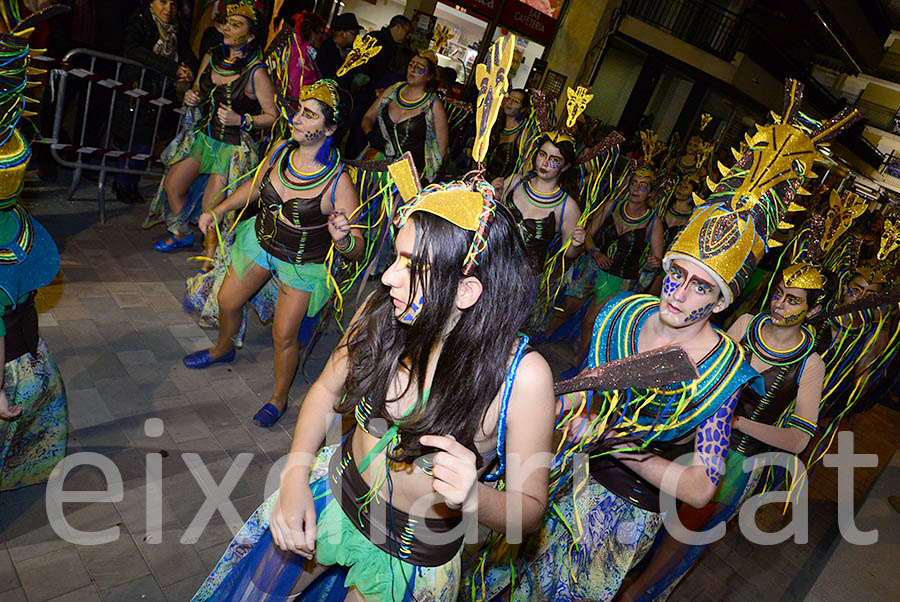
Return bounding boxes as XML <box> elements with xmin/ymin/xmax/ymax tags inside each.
<box><xmin>304</xmin><ymin>128</ymin><xmax>324</xmax><ymax>142</ymax></box>
<box><xmin>400</xmin><ymin>294</ymin><xmax>424</xmax><ymax>324</ymax></box>
<box><xmin>696</xmin><ymin>390</ymin><xmax>739</xmax><ymax>486</ymax></box>
<box><xmin>662</xmin><ymin>275</ymin><xmax>679</xmax><ymax>298</ymax></box>
<box><xmin>684</xmin><ymin>302</ymin><xmax>715</xmax><ymax>324</ymax></box>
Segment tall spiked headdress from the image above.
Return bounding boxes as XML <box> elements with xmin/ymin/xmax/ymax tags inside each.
<box><xmin>665</xmin><ymin>80</ymin><xmax>861</xmax><ymax>305</ymax></box>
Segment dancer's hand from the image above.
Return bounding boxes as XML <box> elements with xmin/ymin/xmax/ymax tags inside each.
<box><xmin>592</xmin><ymin>249</ymin><xmax>611</xmax><ymax>270</ymax></box>
<box><xmin>570</xmin><ymin>226</ymin><xmax>586</xmax><ymax>247</ymax></box>
<box><xmin>217</xmin><ymin>106</ymin><xmax>241</xmax><ymax>127</ymax></box>
<box><xmin>328</xmin><ymin>210</ymin><xmax>351</xmax><ymax>243</ymax></box>
<box><xmin>198</xmin><ymin>211</ymin><xmax>218</xmax><ymax>236</ymax></box>
<box><xmin>270</xmin><ymin>472</ymin><xmax>317</xmax><ymax>558</ymax></box>
<box><xmin>183</xmin><ymin>88</ymin><xmax>201</xmax><ymax>107</ymax></box>
<box><xmin>176</xmin><ymin>64</ymin><xmax>194</xmax><ymax>83</ymax></box>
<box><xmin>0</xmin><ymin>390</ymin><xmax>22</xmax><ymax>421</ymax></box>
<box><xmin>645</xmin><ymin>255</ymin><xmax>661</xmax><ymax>269</ymax></box>
<box><xmin>420</xmin><ymin>434</ymin><xmax>478</xmax><ymax>511</ymax></box>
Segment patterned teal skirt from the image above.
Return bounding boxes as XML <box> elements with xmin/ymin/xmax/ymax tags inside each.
<box><xmin>469</xmin><ymin>477</ymin><xmax>663</xmax><ymax>601</ymax></box>
<box><xmin>0</xmin><ymin>338</ymin><xmax>67</xmax><ymax>491</ymax></box>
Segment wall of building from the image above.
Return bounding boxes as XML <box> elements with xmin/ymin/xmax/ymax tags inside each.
<box><xmin>341</xmin><ymin>0</ymin><xmax>408</xmax><ymax>31</ymax></box>
<box><xmin>587</xmin><ymin>40</ymin><xmax>645</xmax><ymax>126</ymax></box>
<box><xmin>542</xmin><ymin>0</ymin><xmax>611</xmax><ymax>90</ymax></box>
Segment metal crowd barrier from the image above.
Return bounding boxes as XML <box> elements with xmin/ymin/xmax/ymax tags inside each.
<box><xmin>41</xmin><ymin>49</ymin><xmax>185</xmax><ymax>222</ymax></box>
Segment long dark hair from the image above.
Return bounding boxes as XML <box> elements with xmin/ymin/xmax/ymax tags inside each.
<box><xmin>528</xmin><ymin>134</ymin><xmax>580</xmax><ymax>203</ymax></box>
<box><xmin>336</xmin><ymin>203</ymin><xmax>536</xmax><ymax>462</ymax></box>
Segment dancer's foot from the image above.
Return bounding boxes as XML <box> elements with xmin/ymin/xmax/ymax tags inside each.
<box><xmin>0</xmin><ymin>392</ymin><xmax>22</xmax><ymax>420</ymax></box>
<box><xmin>154</xmin><ymin>232</ymin><xmax>195</xmax><ymax>252</ymax></box>
<box><xmin>183</xmin><ymin>347</ymin><xmax>236</xmax><ymax>369</ymax></box>
<box><xmin>253</xmin><ymin>398</ymin><xmax>288</xmax><ymax>427</ymax></box>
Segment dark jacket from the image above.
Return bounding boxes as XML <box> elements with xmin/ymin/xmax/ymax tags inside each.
<box><xmin>113</xmin><ymin>4</ymin><xmax>197</xmax><ymax>140</ymax></box>
<box><xmin>122</xmin><ymin>3</ymin><xmax>197</xmax><ymax>84</ymax></box>
<box><xmin>317</xmin><ymin>37</ymin><xmax>345</xmax><ymax>81</ymax></box>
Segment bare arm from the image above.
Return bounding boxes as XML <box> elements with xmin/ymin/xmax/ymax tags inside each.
<box><xmin>560</xmin><ymin>198</ymin><xmax>585</xmax><ymax>259</ymax></box>
<box><xmin>432</xmin><ymin>98</ymin><xmax>450</xmax><ymax>162</ymax></box>
<box><xmin>613</xmin><ymin>389</ymin><xmax>740</xmax><ymax>508</ymax></box>
<box><xmin>735</xmin><ymin>354</ymin><xmax>824</xmax><ymax>454</ymax></box>
<box><xmin>476</xmin><ymin>352</ymin><xmax>556</xmax><ymax>534</ymax></box>
<box><xmin>248</xmin><ymin>66</ymin><xmax>278</xmax><ymax>131</ymax></box>
<box><xmin>329</xmin><ymin>171</ymin><xmax>365</xmax><ymax>261</ymax></box>
<box><xmin>362</xmin><ymin>86</ymin><xmax>392</xmax><ymax>134</ymax></box>
<box><xmin>647</xmin><ymin>216</ymin><xmax>665</xmax><ymax>268</ymax></box>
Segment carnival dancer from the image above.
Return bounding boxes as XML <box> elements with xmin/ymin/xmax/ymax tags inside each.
<box><xmin>493</xmin><ymin>134</ymin><xmax>585</xmax><ymax>271</ymax></box>
<box><xmin>644</xmin><ymin>176</ymin><xmax>698</xmax><ymax>296</ymax></box>
<box><xmin>484</xmin><ymin>89</ymin><xmax>531</xmax><ymax>181</ymax></box>
<box><xmin>183</xmin><ymin>79</ymin><xmax>363</xmax><ymax>428</ymax></box>
<box><xmin>0</xmin><ymin>25</ymin><xmax>68</xmax><ymax>489</ymax></box>
<box><xmin>569</xmin><ymin>166</ymin><xmax>664</xmax><ymax>359</ymax></box>
<box><xmin>360</xmin><ymin>50</ymin><xmax>449</xmax><ymax>183</ymax></box>
<box><xmin>468</xmin><ymin>79</ymin><xmax>860</xmax><ymax>602</ymax></box>
<box><xmin>622</xmin><ymin>262</ymin><xmax>827</xmax><ymax>601</ymax></box>
<box><xmin>666</xmin><ymin>134</ymin><xmax>708</xmax><ymax>180</ymax></box>
<box><xmin>144</xmin><ymin>0</ymin><xmax>277</xmax><ymax>273</ymax></box>
<box><xmin>191</xmin><ymin>175</ymin><xmax>556</xmax><ymax>601</ymax></box>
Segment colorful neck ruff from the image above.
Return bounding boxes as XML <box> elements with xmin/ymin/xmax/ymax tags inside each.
<box><xmin>667</xmin><ymin>204</ymin><xmax>692</xmax><ymax>219</ymax></box>
<box><xmin>278</xmin><ymin>144</ymin><xmax>339</xmax><ymax>191</ymax></box>
<box><xmin>523</xmin><ymin>179</ymin><xmax>564</xmax><ymax>209</ymax></box>
<box><xmin>745</xmin><ymin>313</ymin><xmax>815</xmax><ymax>367</ymax></box>
<box><xmin>501</xmin><ymin>118</ymin><xmax>525</xmax><ymax>137</ymax></box>
<box><xmin>396</xmin><ymin>84</ymin><xmax>432</xmax><ymax>111</ymax></box>
<box><xmin>617</xmin><ymin>200</ymin><xmax>652</xmax><ymax>226</ymax></box>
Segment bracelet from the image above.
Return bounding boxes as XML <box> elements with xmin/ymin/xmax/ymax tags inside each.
<box><xmin>336</xmin><ymin>234</ymin><xmax>355</xmax><ymax>254</ymax></box>
<box><xmin>240</xmin><ymin>113</ymin><xmax>253</xmax><ymax>132</ymax></box>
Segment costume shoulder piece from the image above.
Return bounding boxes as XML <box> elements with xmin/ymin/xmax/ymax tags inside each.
<box><xmin>587</xmin><ymin>294</ymin><xmax>762</xmax><ymax>442</ymax></box>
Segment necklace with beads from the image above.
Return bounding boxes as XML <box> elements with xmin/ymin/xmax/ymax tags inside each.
<box><xmin>745</xmin><ymin>313</ymin><xmax>815</xmax><ymax>367</ymax></box>
<box><xmin>278</xmin><ymin>145</ymin><xmax>340</xmax><ymax>191</ymax></box>
<box><xmin>668</xmin><ymin>203</ymin><xmax>692</xmax><ymax>219</ymax></box>
<box><xmin>616</xmin><ymin>199</ymin><xmax>652</xmax><ymax>226</ymax></box>
<box><xmin>523</xmin><ymin>179</ymin><xmax>565</xmax><ymax>208</ymax></box>
<box><xmin>501</xmin><ymin>118</ymin><xmax>525</xmax><ymax>137</ymax></box>
<box><xmin>396</xmin><ymin>84</ymin><xmax>433</xmax><ymax>110</ymax></box>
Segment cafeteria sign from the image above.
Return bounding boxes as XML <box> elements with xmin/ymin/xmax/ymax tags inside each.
<box><xmin>501</xmin><ymin>0</ymin><xmax>556</xmax><ymax>45</ymax></box>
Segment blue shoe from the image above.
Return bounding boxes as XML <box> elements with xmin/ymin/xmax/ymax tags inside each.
<box><xmin>154</xmin><ymin>233</ymin><xmax>194</xmax><ymax>252</ymax></box>
<box><xmin>183</xmin><ymin>348</ymin><xmax>235</xmax><ymax>369</ymax></box>
<box><xmin>253</xmin><ymin>402</ymin><xmax>287</xmax><ymax>427</ymax></box>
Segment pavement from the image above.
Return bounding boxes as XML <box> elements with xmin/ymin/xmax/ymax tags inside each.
<box><xmin>0</xmin><ymin>173</ymin><xmax>897</xmax><ymax>601</ymax></box>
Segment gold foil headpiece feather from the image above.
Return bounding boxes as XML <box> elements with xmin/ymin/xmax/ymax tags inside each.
<box><xmin>337</xmin><ymin>35</ymin><xmax>381</xmax><ymax>77</ymax></box>
<box><xmin>472</xmin><ymin>34</ymin><xmax>516</xmax><ymax>164</ymax></box>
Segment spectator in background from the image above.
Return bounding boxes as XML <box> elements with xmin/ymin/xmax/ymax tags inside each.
<box><xmin>284</xmin><ymin>11</ymin><xmax>326</xmax><ymax>97</ymax></box>
<box><xmin>345</xmin><ymin>14</ymin><xmax>411</xmax><ymax>156</ymax></box>
<box><xmin>113</xmin><ymin>0</ymin><xmax>198</xmax><ymax>203</ymax></box>
<box><xmin>316</xmin><ymin>12</ymin><xmax>361</xmax><ymax>81</ymax></box>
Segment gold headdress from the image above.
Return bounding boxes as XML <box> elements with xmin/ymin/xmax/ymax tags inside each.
<box><xmin>821</xmin><ymin>189</ymin><xmax>867</xmax><ymax>251</ymax></box>
<box><xmin>298</xmin><ymin>79</ymin><xmax>341</xmax><ymax>119</ymax></box>
<box><xmin>226</xmin><ymin>0</ymin><xmax>260</xmax><ymax>23</ymax></box>
<box><xmin>431</xmin><ymin>24</ymin><xmax>454</xmax><ymax>53</ymax></box>
<box><xmin>856</xmin><ymin>263</ymin><xmax>889</xmax><ymax>286</ymax></box>
<box><xmin>639</xmin><ymin>130</ymin><xmax>666</xmax><ymax>167</ymax></box>
<box><xmin>472</xmin><ymin>34</ymin><xmax>516</xmax><ymax>164</ymax></box>
<box><xmin>877</xmin><ymin>217</ymin><xmax>900</xmax><ymax>261</ymax></box>
<box><xmin>666</xmin><ymin>79</ymin><xmax>861</xmax><ymax>305</ymax></box>
<box><xmin>337</xmin><ymin>35</ymin><xmax>381</xmax><ymax>77</ymax></box>
<box><xmin>783</xmin><ymin>261</ymin><xmax>826</xmax><ymax>290</ymax></box>
<box><xmin>564</xmin><ymin>86</ymin><xmax>593</xmax><ymax>129</ymax></box>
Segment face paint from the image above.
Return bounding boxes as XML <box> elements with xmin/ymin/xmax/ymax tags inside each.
<box><xmin>304</xmin><ymin>128</ymin><xmax>324</xmax><ymax>142</ymax></box>
<box><xmin>410</xmin><ymin>64</ymin><xmax>427</xmax><ymax>76</ymax></box>
<box><xmin>684</xmin><ymin>302</ymin><xmax>715</xmax><ymax>324</ymax></box>
<box><xmin>778</xmin><ymin>308</ymin><xmax>808</xmax><ymax>326</ymax></box>
<box><xmin>233</xmin><ymin>33</ymin><xmax>249</xmax><ymax>46</ymax></box>
<box><xmin>662</xmin><ymin>274</ymin><xmax>679</xmax><ymax>298</ymax></box>
<box><xmin>399</xmin><ymin>293</ymin><xmax>425</xmax><ymax>324</ymax></box>
<box><xmin>547</xmin><ymin>156</ymin><xmax>565</xmax><ymax>170</ymax></box>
